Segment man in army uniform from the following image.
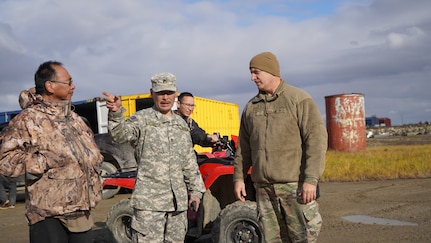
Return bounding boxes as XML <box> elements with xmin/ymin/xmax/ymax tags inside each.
<box><xmin>103</xmin><ymin>72</ymin><xmax>206</xmax><ymax>242</ymax></box>
<box><xmin>233</xmin><ymin>52</ymin><xmax>327</xmax><ymax>242</ymax></box>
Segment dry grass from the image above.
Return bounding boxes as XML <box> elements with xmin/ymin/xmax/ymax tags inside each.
<box><xmin>321</xmin><ymin>144</ymin><xmax>431</xmax><ymax>182</ymax></box>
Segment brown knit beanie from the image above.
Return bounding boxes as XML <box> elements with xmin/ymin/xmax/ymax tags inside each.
<box><xmin>249</xmin><ymin>52</ymin><xmax>280</xmax><ymax>77</ymax></box>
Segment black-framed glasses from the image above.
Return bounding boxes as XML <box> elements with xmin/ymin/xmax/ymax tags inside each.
<box><xmin>50</xmin><ymin>78</ymin><xmax>73</xmax><ymax>86</ymax></box>
<box><xmin>180</xmin><ymin>102</ymin><xmax>195</xmax><ymax>108</ymax></box>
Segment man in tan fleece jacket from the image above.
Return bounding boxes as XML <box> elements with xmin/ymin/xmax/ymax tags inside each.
<box><xmin>233</xmin><ymin>51</ymin><xmax>327</xmax><ymax>243</ymax></box>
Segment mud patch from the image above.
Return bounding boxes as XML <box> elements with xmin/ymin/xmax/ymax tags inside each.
<box><xmin>342</xmin><ymin>215</ymin><xmax>418</xmax><ymax>226</ymax></box>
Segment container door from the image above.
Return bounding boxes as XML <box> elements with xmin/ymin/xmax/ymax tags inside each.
<box><xmin>96</xmin><ymin>100</ymin><xmax>109</xmax><ymax>134</ymax></box>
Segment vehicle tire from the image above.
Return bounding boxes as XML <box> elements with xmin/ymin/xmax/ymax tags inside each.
<box><xmin>101</xmin><ymin>162</ymin><xmax>121</xmax><ymax>199</ymax></box>
<box><xmin>211</xmin><ymin>200</ymin><xmax>263</xmax><ymax>243</ymax></box>
<box><xmin>106</xmin><ymin>198</ymin><xmax>133</xmax><ymax>243</ymax></box>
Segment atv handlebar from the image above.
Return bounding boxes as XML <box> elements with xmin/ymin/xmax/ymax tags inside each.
<box><xmin>212</xmin><ymin>133</ymin><xmax>236</xmax><ymax>157</ymax></box>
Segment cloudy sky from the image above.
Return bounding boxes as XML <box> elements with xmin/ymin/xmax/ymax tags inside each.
<box><xmin>0</xmin><ymin>0</ymin><xmax>430</xmax><ymax>125</ymax></box>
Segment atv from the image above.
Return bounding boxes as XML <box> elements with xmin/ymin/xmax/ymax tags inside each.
<box><xmin>103</xmin><ymin>135</ymin><xmax>263</xmax><ymax>243</ymax></box>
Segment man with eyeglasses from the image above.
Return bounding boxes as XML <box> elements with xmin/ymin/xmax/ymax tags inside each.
<box><xmin>0</xmin><ymin>61</ymin><xmax>103</xmax><ymax>243</ymax></box>
<box><xmin>176</xmin><ymin>92</ymin><xmax>218</xmax><ymax>147</ymax></box>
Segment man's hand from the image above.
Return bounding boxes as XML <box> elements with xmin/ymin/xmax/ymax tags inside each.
<box><xmin>207</xmin><ymin>134</ymin><xmax>219</xmax><ymax>143</ymax></box>
<box><xmin>234</xmin><ymin>181</ymin><xmax>247</xmax><ymax>202</ymax></box>
<box><xmin>189</xmin><ymin>197</ymin><xmax>201</xmax><ymax>212</ymax></box>
<box><xmin>301</xmin><ymin>182</ymin><xmax>317</xmax><ymax>204</ymax></box>
<box><xmin>102</xmin><ymin>91</ymin><xmax>122</xmax><ymax>112</ymax></box>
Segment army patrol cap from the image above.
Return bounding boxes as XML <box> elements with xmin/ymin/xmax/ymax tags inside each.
<box><xmin>151</xmin><ymin>72</ymin><xmax>177</xmax><ymax>92</ymax></box>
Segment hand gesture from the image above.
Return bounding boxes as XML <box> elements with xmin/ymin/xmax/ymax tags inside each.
<box><xmin>102</xmin><ymin>91</ymin><xmax>121</xmax><ymax>112</ymax></box>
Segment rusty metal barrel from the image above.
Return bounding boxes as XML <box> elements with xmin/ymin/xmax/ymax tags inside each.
<box><xmin>325</xmin><ymin>93</ymin><xmax>366</xmax><ymax>151</ymax></box>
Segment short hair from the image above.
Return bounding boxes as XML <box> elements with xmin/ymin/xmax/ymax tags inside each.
<box><xmin>178</xmin><ymin>92</ymin><xmax>194</xmax><ymax>103</ymax></box>
<box><xmin>34</xmin><ymin>61</ymin><xmax>63</xmax><ymax>95</ymax></box>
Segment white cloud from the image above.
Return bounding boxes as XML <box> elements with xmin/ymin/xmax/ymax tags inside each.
<box><xmin>387</xmin><ymin>26</ymin><xmax>425</xmax><ymax>49</ymax></box>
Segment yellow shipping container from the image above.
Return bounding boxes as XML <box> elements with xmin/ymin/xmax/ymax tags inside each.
<box><xmin>118</xmin><ymin>93</ymin><xmax>240</xmax><ymax>153</ymax></box>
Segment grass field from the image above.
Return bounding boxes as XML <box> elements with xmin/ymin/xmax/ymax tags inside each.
<box><xmin>321</xmin><ymin>135</ymin><xmax>431</xmax><ymax>182</ymax></box>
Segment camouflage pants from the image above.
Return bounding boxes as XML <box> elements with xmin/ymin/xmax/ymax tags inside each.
<box><xmin>131</xmin><ymin>209</ymin><xmax>187</xmax><ymax>243</ymax></box>
<box><xmin>255</xmin><ymin>183</ymin><xmax>322</xmax><ymax>243</ymax></box>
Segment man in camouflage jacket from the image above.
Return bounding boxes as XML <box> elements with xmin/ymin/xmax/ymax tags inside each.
<box><xmin>0</xmin><ymin>61</ymin><xmax>103</xmax><ymax>243</ymax></box>
<box><xmin>103</xmin><ymin>72</ymin><xmax>206</xmax><ymax>242</ymax></box>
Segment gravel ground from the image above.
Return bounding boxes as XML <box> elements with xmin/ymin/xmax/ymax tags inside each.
<box><xmin>317</xmin><ymin>178</ymin><xmax>431</xmax><ymax>243</ymax></box>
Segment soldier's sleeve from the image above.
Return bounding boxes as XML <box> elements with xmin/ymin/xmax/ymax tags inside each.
<box><xmin>182</xmin><ymin>139</ymin><xmax>206</xmax><ymax>199</ymax></box>
<box><xmin>108</xmin><ymin>108</ymin><xmax>140</xmax><ymax>144</ymax></box>
<box><xmin>298</xmin><ymin>97</ymin><xmax>328</xmax><ymax>184</ymax></box>
<box><xmin>233</xmin><ymin>107</ymin><xmax>252</xmax><ymax>182</ymax></box>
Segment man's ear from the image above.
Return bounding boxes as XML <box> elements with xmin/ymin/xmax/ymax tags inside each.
<box><xmin>45</xmin><ymin>81</ymin><xmax>54</xmax><ymax>94</ymax></box>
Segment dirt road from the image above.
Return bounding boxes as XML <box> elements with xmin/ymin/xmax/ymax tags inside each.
<box><xmin>318</xmin><ymin>178</ymin><xmax>431</xmax><ymax>243</ymax></box>
<box><xmin>1</xmin><ymin>178</ymin><xmax>430</xmax><ymax>243</ymax></box>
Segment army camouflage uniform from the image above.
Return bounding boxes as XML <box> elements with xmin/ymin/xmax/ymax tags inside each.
<box><xmin>108</xmin><ymin>105</ymin><xmax>206</xmax><ymax>242</ymax></box>
<box><xmin>256</xmin><ymin>183</ymin><xmax>322</xmax><ymax>242</ymax></box>
<box><xmin>0</xmin><ymin>88</ymin><xmax>103</xmax><ymax>227</ymax></box>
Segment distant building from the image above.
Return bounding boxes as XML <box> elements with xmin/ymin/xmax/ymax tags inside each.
<box><xmin>366</xmin><ymin>115</ymin><xmax>391</xmax><ymax>127</ymax></box>
<box><xmin>366</xmin><ymin>116</ymin><xmax>379</xmax><ymax>127</ymax></box>
<box><xmin>378</xmin><ymin>117</ymin><xmax>391</xmax><ymax>127</ymax></box>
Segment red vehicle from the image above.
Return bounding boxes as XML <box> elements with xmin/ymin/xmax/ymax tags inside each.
<box><xmin>103</xmin><ymin>135</ymin><xmax>262</xmax><ymax>243</ymax></box>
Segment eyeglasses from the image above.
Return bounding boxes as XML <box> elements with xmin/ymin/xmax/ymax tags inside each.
<box><xmin>50</xmin><ymin>78</ymin><xmax>73</xmax><ymax>86</ymax></box>
<box><xmin>181</xmin><ymin>102</ymin><xmax>195</xmax><ymax>108</ymax></box>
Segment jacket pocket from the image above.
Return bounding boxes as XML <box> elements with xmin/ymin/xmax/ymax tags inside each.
<box><xmin>302</xmin><ymin>200</ymin><xmax>320</xmax><ymax>222</ymax></box>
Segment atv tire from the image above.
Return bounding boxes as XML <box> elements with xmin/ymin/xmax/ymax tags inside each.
<box><xmin>101</xmin><ymin>162</ymin><xmax>121</xmax><ymax>199</ymax></box>
<box><xmin>211</xmin><ymin>200</ymin><xmax>263</xmax><ymax>243</ymax></box>
<box><xmin>106</xmin><ymin>198</ymin><xmax>133</xmax><ymax>243</ymax></box>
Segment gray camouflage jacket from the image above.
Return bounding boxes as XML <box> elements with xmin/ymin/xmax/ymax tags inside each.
<box><xmin>108</xmin><ymin>106</ymin><xmax>206</xmax><ymax>211</ymax></box>
<box><xmin>0</xmin><ymin>89</ymin><xmax>103</xmax><ymax>224</ymax></box>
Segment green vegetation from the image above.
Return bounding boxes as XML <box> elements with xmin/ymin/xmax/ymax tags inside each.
<box><xmin>321</xmin><ymin>144</ymin><xmax>431</xmax><ymax>182</ymax></box>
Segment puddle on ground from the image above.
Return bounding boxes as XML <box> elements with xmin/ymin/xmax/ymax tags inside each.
<box><xmin>342</xmin><ymin>215</ymin><xmax>418</xmax><ymax>226</ymax></box>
